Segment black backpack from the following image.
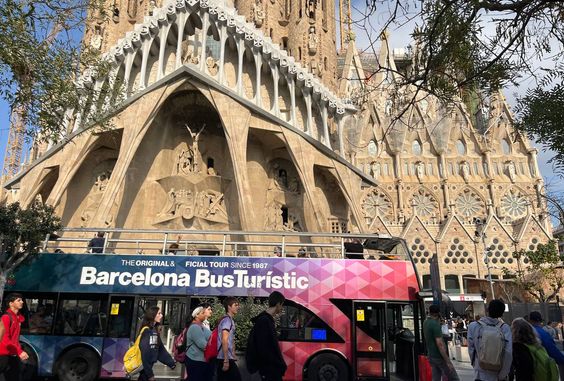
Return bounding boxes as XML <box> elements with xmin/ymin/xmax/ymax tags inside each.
<box><xmin>245</xmin><ymin>323</ymin><xmax>259</xmax><ymax>374</ymax></box>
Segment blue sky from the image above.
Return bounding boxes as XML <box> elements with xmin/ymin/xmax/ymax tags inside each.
<box><xmin>0</xmin><ymin>0</ymin><xmax>561</xmax><ymax>196</ymax></box>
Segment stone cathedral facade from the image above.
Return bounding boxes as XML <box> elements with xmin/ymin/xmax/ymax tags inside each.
<box><xmin>2</xmin><ymin>0</ymin><xmax>551</xmax><ymax>295</ymax></box>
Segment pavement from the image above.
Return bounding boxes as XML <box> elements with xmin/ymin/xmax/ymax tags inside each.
<box><xmin>453</xmin><ymin>360</ymin><xmax>475</xmax><ymax>381</ymax></box>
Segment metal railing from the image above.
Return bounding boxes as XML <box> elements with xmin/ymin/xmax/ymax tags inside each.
<box><xmin>41</xmin><ymin>228</ymin><xmax>409</xmax><ymax>259</ymax></box>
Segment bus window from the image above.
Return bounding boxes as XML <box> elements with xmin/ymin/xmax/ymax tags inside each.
<box><xmin>279</xmin><ymin>301</ymin><xmax>343</xmax><ymax>343</ymax></box>
<box><xmin>22</xmin><ymin>293</ymin><xmax>57</xmax><ymax>335</ymax></box>
<box><xmin>55</xmin><ymin>295</ymin><xmax>108</xmax><ymax>336</ymax></box>
<box><xmin>107</xmin><ymin>296</ymin><xmax>135</xmax><ymax>338</ymax></box>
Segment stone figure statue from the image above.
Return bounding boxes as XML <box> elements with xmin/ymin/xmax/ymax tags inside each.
<box><xmin>185</xmin><ymin>123</ymin><xmax>205</xmax><ymax>173</ymax></box>
<box><xmin>370</xmin><ymin>161</ymin><xmax>380</xmax><ymax>179</ymax></box>
<box><xmin>416</xmin><ymin>161</ymin><xmax>425</xmax><ymax>183</ymax></box>
<box><xmin>90</xmin><ymin>26</ymin><xmax>103</xmax><ymax>50</ymax></box>
<box><xmin>461</xmin><ymin>161</ymin><xmax>470</xmax><ymax>183</ymax></box>
<box><xmin>507</xmin><ymin>161</ymin><xmax>517</xmax><ymax>183</ymax></box>
<box><xmin>175</xmin><ymin>148</ymin><xmax>194</xmax><ymax>175</ymax></box>
<box><xmin>308</xmin><ymin>27</ymin><xmax>318</xmax><ymax>54</ymax></box>
<box><xmin>253</xmin><ymin>0</ymin><xmax>265</xmax><ymax>27</ymax></box>
<box><xmin>206</xmin><ymin>56</ymin><xmax>219</xmax><ymax>76</ymax></box>
<box><xmin>307</xmin><ymin>0</ymin><xmax>317</xmax><ymax>18</ymax></box>
<box><xmin>127</xmin><ymin>0</ymin><xmax>138</xmax><ymax>20</ymax></box>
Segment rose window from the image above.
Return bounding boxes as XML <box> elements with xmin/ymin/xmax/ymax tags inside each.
<box><xmin>362</xmin><ymin>189</ymin><xmax>393</xmax><ymax>223</ymax></box>
<box><xmin>501</xmin><ymin>190</ymin><xmax>529</xmax><ymax>219</ymax></box>
<box><xmin>411</xmin><ymin>190</ymin><xmax>438</xmax><ymax>219</ymax></box>
<box><xmin>455</xmin><ymin>189</ymin><xmax>484</xmax><ymax>217</ymax></box>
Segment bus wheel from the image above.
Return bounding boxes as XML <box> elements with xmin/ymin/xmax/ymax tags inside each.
<box><xmin>20</xmin><ymin>343</ymin><xmax>38</xmax><ymax>381</ymax></box>
<box><xmin>308</xmin><ymin>353</ymin><xmax>348</xmax><ymax>381</ymax></box>
<box><xmin>56</xmin><ymin>347</ymin><xmax>100</xmax><ymax>381</ymax></box>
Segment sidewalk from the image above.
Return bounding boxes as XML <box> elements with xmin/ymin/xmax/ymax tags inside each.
<box><xmin>453</xmin><ymin>360</ymin><xmax>475</xmax><ymax>381</ymax></box>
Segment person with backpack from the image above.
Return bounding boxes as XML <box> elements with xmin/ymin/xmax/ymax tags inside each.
<box><xmin>246</xmin><ymin>291</ymin><xmax>287</xmax><ymax>381</ymax></box>
<box><xmin>512</xmin><ymin>317</ymin><xmax>558</xmax><ymax>381</ymax></box>
<box><xmin>467</xmin><ymin>299</ymin><xmax>512</xmax><ymax>381</ymax></box>
<box><xmin>216</xmin><ymin>296</ymin><xmax>241</xmax><ymax>381</ymax></box>
<box><xmin>423</xmin><ymin>304</ymin><xmax>460</xmax><ymax>381</ymax></box>
<box><xmin>529</xmin><ymin>311</ymin><xmax>564</xmax><ymax>381</ymax></box>
<box><xmin>138</xmin><ymin>306</ymin><xmax>176</xmax><ymax>381</ymax></box>
<box><xmin>0</xmin><ymin>293</ymin><xmax>29</xmax><ymax>379</ymax></box>
<box><xmin>185</xmin><ymin>306</ymin><xmax>212</xmax><ymax>381</ymax></box>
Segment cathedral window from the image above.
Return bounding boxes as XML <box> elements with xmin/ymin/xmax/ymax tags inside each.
<box><xmin>422</xmin><ymin>275</ymin><xmax>431</xmax><ymax>289</ymax></box>
<box><xmin>410</xmin><ymin>189</ymin><xmax>439</xmax><ymax>221</ymax></box>
<box><xmin>455</xmin><ymin>189</ymin><xmax>485</xmax><ymax>220</ymax></box>
<box><xmin>412</xmin><ymin>140</ymin><xmax>422</xmax><ymax>156</ymax></box>
<box><xmin>502</xmin><ymin>139</ymin><xmax>511</xmax><ymax>155</ymax></box>
<box><xmin>362</xmin><ymin>188</ymin><xmax>393</xmax><ymax>224</ymax></box>
<box><xmin>410</xmin><ymin>237</ymin><xmax>431</xmax><ymax>265</ymax></box>
<box><xmin>456</xmin><ymin>140</ymin><xmax>466</xmax><ymax>155</ymax></box>
<box><xmin>446</xmin><ymin>238</ymin><xmax>473</xmax><ymax>266</ymax></box>
<box><xmin>444</xmin><ymin>275</ymin><xmax>460</xmax><ymax>293</ymax></box>
<box><xmin>500</xmin><ymin>189</ymin><xmax>529</xmax><ymax>220</ymax></box>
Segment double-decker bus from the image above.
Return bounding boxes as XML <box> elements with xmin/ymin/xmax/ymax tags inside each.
<box><xmin>6</xmin><ymin>229</ymin><xmax>425</xmax><ymax>381</ymax></box>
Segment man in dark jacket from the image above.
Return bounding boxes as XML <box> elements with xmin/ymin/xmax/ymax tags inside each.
<box><xmin>248</xmin><ymin>291</ymin><xmax>287</xmax><ymax>381</ymax></box>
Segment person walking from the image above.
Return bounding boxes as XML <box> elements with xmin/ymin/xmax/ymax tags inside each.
<box><xmin>200</xmin><ymin>303</ymin><xmax>212</xmax><ymax>330</ymax></box>
<box><xmin>216</xmin><ymin>297</ymin><xmax>241</xmax><ymax>381</ymax></box>
<box><xmin>529</xmin><ymin>311</ymin><xmax>564</xmax><ymax>381</ymax></box>
<box><xmin>185</xmin><ymin>306</ymin><xmax>212</xmax><ymax>381</ymax></box>
<box><xmin>423</xmin><ymin>305</ymin><xmax>459</xmax><ymax>381</ymax></box>
<box><xmin>138</xmin><ymin>306</ymin><xmax>176</xmax><ymax>381</ymax></box>
<box><xmin>512</xmin><ymin>317</ymin><xmax>559</xmax><ymax>381</ymax></box>
<box><xmin>247</xmin><ymin>291</ymin><xmax>287</xmax><ymax>381</ymax></box>
<box><xmin>0</xmin><ymin>293</ymin><xmax>28</xmax><ymax>380</ymax></box>
<box><xmin>467</xmin><ymin>299</ymin><xmax>512</xmax><ymax>381</ymax></box>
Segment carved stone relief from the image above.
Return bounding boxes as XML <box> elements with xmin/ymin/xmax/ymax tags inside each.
<box><xmin>308</xmin><ymin>26</ymin><xmax>318</xmax><ymax>54</ymax></box>
<box><xmin>460</xmin><ymin>161</ymin><xmax>470</xmax><ymax>183</ymax></box>
<box><xmin>252</xmin><ymin>0</ymin><xmax>265</xmax><ymax>27</ymax></box>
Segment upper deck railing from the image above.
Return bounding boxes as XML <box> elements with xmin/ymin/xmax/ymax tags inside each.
<box><xmin>42</xmin><ymin>228</ymin><xmax>411</xmax><ymax>260</ymax></box>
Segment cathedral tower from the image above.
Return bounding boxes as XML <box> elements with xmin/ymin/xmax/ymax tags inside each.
<box><xmin>234</xmin><ymin>0</ymin><xmax>338</xmax><ymax>90</ymax></box>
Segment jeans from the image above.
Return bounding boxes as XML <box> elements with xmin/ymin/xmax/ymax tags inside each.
<box><xmin>429</xmin><ymin>357</ymin><xmax>460</xmax><ymax>381</ymax></box>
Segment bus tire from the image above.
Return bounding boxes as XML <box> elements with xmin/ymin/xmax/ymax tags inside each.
<box><xmin>56</xmin><ymin>347</ymin><xmax>100</xmax><ymax>381</ymax></box>
<box><xmin>307</xmin><ymin>353</ymin><xmax>349</xmax><ymax>381</ymax></box>
<box><xmin>20</xmin><ymin>343</ymin><xmax>38</xmax><ymax>381</ymax></box>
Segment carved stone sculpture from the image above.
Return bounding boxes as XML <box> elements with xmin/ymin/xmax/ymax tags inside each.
<box><xmin>175</xmin><ymin>148</ymin><xmax>194</xmax><ymax>175</ymax></box>
<box><xmin>252</xmin><ymin>1</ymin><xmax>265</xmax><ymax>27</ymax></box>
<box><xmin>370</xmin><ymin>161</ymin><xmax>380</xmax><ymax>179</ymax></box>
<box><xmin>185</xmin><ymin>123</ymin><xmax>205</xmax><ymax>173</ymax></box>
<box><xmin>507</xmin><ymin>161</ymin><xmax>517</xmax><ymax>183</ymax></box>
<box><xmin>416</xmin><ymin>161</ymin><xmax>425</xmax><ymax>183</ymax></box>
<box><xmin>206</xmin><ymin>56</ymin><xmax>219</xmax><ymax>76</ymax></box>
<box><xmin>308</xmin><ymin>27</ymin><xmax>318</xmax><ymax>54</ymax></box>
<box><xmin>127</xmin><ymin>0</ymin><xmax>138</xmax><ymax>21</ymax></box>
<box><xmin>461</xmin><ymin>161</ymin><xmax>470</xmax><ymax>183</ymax></box>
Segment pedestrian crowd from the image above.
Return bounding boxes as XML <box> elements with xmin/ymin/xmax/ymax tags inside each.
<box><xmin>0</xmin><ymin>291</ymin><xmax>287</xmax><ymax>381</ymax></box>
<box><xmin>424</xmin><ymin>299</ymin><xmax>564</xmax><ymax>381</ymax></box>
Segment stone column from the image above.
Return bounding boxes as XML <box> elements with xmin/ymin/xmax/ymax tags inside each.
<box><xmin>207</xmin><ymin>88</ymin><xmax>258</xmax><ymax>231</ymax></box>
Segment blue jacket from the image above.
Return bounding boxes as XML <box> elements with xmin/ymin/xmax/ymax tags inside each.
<box><xmin>533</xmin><ymin>325</ymin><xmax>564</xmax><ymax>364</ymax></box>
<box><xmin>139</xmin><ymin>324</ymin><xmax>175</xmax><ymax>378</ymax></box>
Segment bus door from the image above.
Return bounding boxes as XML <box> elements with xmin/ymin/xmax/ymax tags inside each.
<box><xmin>135</xmin><ymin>296</ymin><xmax>188</xmax><ymax>378</ymax></box>
<box><xmin>352</xmin><ymin>301</ymin><xmax>388</xmax><ymax>380</ymax></box>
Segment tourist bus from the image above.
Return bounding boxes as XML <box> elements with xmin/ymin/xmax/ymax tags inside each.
<box><xmin>5</xmin><ymin>229</ymin><xmax>425</xmax><ymax>381</ymax></box>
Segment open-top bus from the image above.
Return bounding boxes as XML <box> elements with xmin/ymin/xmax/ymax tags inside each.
<box><xmin>6</xmin><ymin>229</ymin><xmax>425</xmax><ymax>381</ymax></box>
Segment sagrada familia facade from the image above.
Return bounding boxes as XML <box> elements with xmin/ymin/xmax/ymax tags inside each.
<box><xmin>2</xmin><ymin>0</ymin><xmax>551</xmax><ymax>295</ymax></box>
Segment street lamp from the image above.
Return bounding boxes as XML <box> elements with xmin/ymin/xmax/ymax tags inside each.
<box><xmin>474</xmin><ymin>218</ymin><xmax>496</xmax><ymax>300</ymax></box>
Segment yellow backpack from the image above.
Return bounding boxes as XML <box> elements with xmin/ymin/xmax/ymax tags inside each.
<box><xmin>123</xmin><ymin>326</ymin><xmax>149</xmax><ymax>375</ymax></box>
